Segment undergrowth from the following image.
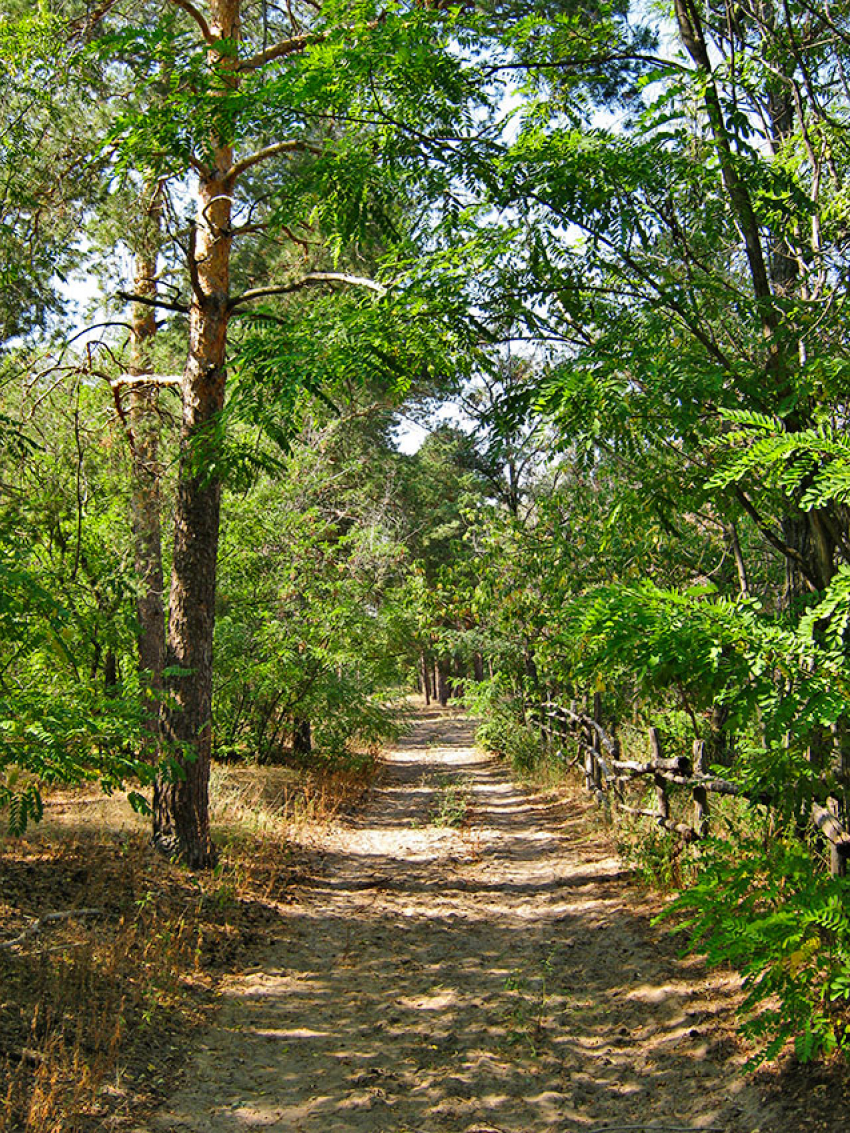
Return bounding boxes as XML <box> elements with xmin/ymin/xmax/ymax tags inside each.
<box><xmin>470</xmin><ymin>677</ymin><xmax>850</xmax><ymax>1067</ymax></box>
<box><xmin>466</xmin><ymin>680</ymin><xmax>546</xmax><ymax>775</ymax></box>
<box><xmin>659</xmin><ymin>826</ymin><xmax>850</xmax><ymax>1066</ymax></box>
<box><xmin>0</xmin><ymin>834</ymin><xmax>220</xmax><ymax>1132</ymax></box>
<box><xmin>210</xmin><ymin>759</ymin><xmax>375</xmax><ymax>833</ymax></box>
<box><xmin>613</xmin><ymin>781</ymin><xmax>850</xmax><ymax>1065</ymax></box>
<box><xmin>616</xmin><ymin>819</ymin><xmax>690</xmax><ymax>890</ymax></box>
<box><xmin>428</xmin><ymin>775</ymin><xmax>472</xmax><ymax>828</ymax></box>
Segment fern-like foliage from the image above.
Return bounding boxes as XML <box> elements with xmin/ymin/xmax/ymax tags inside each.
<box><xmin>661</xmin><ymin>832</ymin><xmax>850</xmax><ymax>1065</ymax></box>
<box><xmin>0</xmin><ymin>533</ymin><xmax>156</xmax><ymax>835</ymax></box>
<box><xmin>710</xmin><ymin>411</ymin><xmax>850</xmax><ymax>512</ymax></box>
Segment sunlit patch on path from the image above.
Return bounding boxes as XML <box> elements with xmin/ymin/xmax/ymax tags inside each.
<box><xmin>139</xmin><ymin>706</ymin><xmax>789</xmax><ymax>1132</ymax></box>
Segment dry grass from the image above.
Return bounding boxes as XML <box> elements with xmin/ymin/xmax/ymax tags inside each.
<box><xmin>0</xmin><ymin>757</ymin><xmax>378</xmax><ymax>1132</ymax></box>
<box><xmin>210</xmin><ymin>758</ymin><xmax>376</xmax><ymax>835</ymax></box>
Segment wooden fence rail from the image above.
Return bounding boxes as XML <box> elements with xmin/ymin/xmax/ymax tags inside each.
<box><xmin>535</xmin><ymin>699</ymin><xmax>850</xmax><ymax>876</ymax></box>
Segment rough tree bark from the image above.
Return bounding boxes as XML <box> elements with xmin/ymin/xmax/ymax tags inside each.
<box><xmin>128</xmin><ymin>183</ymin><xmax>166</xmax><ymax>734</ymax></box>
<box><xmin>421</xmin><ymin>652</ymin><xmax>432</xmax><ymax>704</ymax></box>
<box><xmin>153</xmin><ymin>0</ymin><xmax>240</xmax><ymax>866</ymax></box>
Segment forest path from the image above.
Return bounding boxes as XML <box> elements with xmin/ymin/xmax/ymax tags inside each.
<box><xmin>143</xmin><ymin>706</ymin><xmax>787</xmax><ymax>1133</ymax></box>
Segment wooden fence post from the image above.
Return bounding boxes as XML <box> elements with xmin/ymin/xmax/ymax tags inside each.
<box><xmin>828</xmin><ymin>798</ymin><xmax>847</xmax><ymax>877</ymax></box>
<box><xmin>584</xmin><ymin>726</ymin><xmax>596</xmax><ymax>792</ymax></box>
<box><xmin>649</xmin><ymin>727</ymin><xmax>669</xmax><ymax>827</ymax></box>
<box><xmin>591</xmin><ymin>693</ymin><xmax>603</xmax><ymax>790</ymax></box>
<box><xmin>558</xmin><ymin>702</ymin><xmax>570</xmax><ymax>758</ymax></box>
<box><xmin>693</xmin><ymin>739</ymin><xmax>709</xmax><ymax>839</ymax></box>
<box><xmin>583</xmin><ymin>696</ymin><xmax>598</xmax><ymax>794</ymax></box>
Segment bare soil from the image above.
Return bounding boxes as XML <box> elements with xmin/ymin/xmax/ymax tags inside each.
<box><xmin>133</xmin><ymin>706</ymin><xmax>850</xmax><ymax>1133</ymax></box>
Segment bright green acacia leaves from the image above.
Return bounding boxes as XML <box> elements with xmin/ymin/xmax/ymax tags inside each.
<box><xmin>492</xmin><ymin>0</ymin><xmax>655</xmax><ymax>108</ymax></box>
<box><xmin>663</xmin><ymin>832</ymin><xmax>850</xmax><ymax>1065</ymax></box>
<box><xmin>231</xmin><ymin>283</ymin><xmax>473</xmax><ymax>407</ymax></box>
<box><xmin>0</xmin><ymin>504</ymin><xmax>156</xmax><ymax>834</ymax></box>
<box><xmin>98</xmin><ymin>3</ymin><xmax>489</xmax><ymax>187</ymax></box>
<box><xmin>709</xmin><ymin>412</ymin><xmax>850</xmax><ymax>513</ymax></box>
<box><xmin>95</xmin><ymin>23</ymin><xmax>210</xmax><ymax>174</ymax></box>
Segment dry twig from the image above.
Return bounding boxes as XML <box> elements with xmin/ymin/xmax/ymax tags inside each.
<box><xmin>0</xmin><ymin>908</ymin><xmax>102</xmax><ymax>952</ymax></box>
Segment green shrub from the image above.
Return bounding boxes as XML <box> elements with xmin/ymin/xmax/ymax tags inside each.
<box><xmin>0</xmin><ymin>534</ymin><xmax>154</xmax><ymax>834</ymax></box>
<box><xmin>661</xmin><ymin>823</ymin><xmax>850</xmax><ymax>1065</ymax></box>
<box><xmin>310</xmin><ymin>688</ymin><xmax>409</xmax><ymax>767</ymax></box>
<box><xmin>475</xmin><ymin>711</ymin><xmax>543</xmax><ymax>774</ymax></box>
<box><xmin>617</xmin><ymin>819</ymin><xmax>687</xmax><ymax>890</ymax></box>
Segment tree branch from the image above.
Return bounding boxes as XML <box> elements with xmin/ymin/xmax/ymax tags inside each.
<box><xmin>186</xmin><ymin>220</ymin><xmax>205</xmax><ymax>302</ymax></box>
<box><xmin>168</xmin><ymin>0</ymin><xmax>214</xmax><ymax>43</ymax></box>
<box><xmin>229</xmin><ymin>272</ymin><xmax>388</xmax><ymax>309</ymax></box>
<box><xmin>236</xmin><ymin>32</ymin><xmax>323</xmax><ymax>72</ymax></box>
<box><xmin>228</xmin><ymin>140</ymin><xmax>322</xmax><ymax>179</ymax></box>
<box><xmin>188</xmin><ymin>152</ymin><xmax>213</xmax><ymax>180</ymax></box>
<box><xmin>236</xmin><ymin>16</ymin><xmax>384</xmax><ymax>73</ymax></box>
<box><xmin>0</xmin><ymin>909</ymin><xmax>102</xmax><ymax>952</ymax></box>
<box><xmin>112</xmin><ymin>374</ymin><xmax>183</xmax><ymax>389</ymax></box>
<box><xmin>67</xmin><ymin>0</ymin><xmax>120</xmax><ymax>38</ymax></box>
<box><xmin>735</xmin><ymin>488</ymin><xmax>818</xmax><ymax>589</ymax></box>
<box><xmin>117</xmin><ymin>290</ymin><xmax>189</xmax><ymax>314</ymax></box>
<box><xmin>483</xmin><ymin>53</ymin><xmax>688</xmax><ymax>78</ymax></box>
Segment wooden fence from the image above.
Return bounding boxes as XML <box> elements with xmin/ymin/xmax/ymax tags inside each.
<box><xmin>536</xmin><ymin>698</ymin><xmax>850</xmax><ymax>877</ymax></box>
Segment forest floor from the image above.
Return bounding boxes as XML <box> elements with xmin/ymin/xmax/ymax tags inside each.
<box><xmin>126</xmin><ymin>704</ymin><xmax>848</xmax><ymax>1133</ymax></box>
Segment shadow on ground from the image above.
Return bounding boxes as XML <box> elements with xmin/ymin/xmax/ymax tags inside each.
<box><xmin>143</xmin><ymin>706</ymin><xmax>850</xmax><ymax>1133</ymax></box>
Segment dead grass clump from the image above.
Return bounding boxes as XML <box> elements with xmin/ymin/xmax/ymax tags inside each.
<box><xmin>0</xmin><ymin>825</ymin><xmax>286</xmax><ymax>1130</ymax></box>
<box><xmin>0</xmin><ymin>835</ymin><xmax>204</xmax><ymax>1131</ymax></box>
<box><xmin>210</xmin><ymin>758</ymin><xmax>377</xmax><ymax>835</ymax></box>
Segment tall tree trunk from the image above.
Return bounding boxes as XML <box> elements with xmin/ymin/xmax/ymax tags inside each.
<box><xmin>764</xmin><ymin>51</ymin><xmax>838</xmax><ymax>599</ymax></box>
<box><xmin>128</xmin><ymin>183</ymin><xmax>166</xmax><ymax>745</ymax></box>
<box><xmin>436</xmin><ymin>658</ymin><xmax>450</xmax><ymax>707</ymax></box>
<box><xmin>673</xmin><ymin>0</ymin><xmax>775</xmax><ymax>334</ymax></box>
<box><xmin>421</xmin><ymin>651</ymin><xmax>432</xmax><ymax>704</ymax></box>
<box><xmin>675</xmin><ymin>0</ymin><xmax>840</xmax><ymax>596</ymax></box>
<box><xmin>706</xmin><ymin>702</ymin><xmax>733</xmax><ymax>768</ymax></box>
<box><xmin>293</xmin><ymin>717</ymin><xmax>312</xmax><ymax>758</ymax></box>
<box><xmin>153</xmin><ymin>0</ymin><xmax>240</xmax><ymax>867</ymax></box>
<box><xmin>782</xmin><ymin>509</ymin><xmax>836</xmax><ymax>607</ymax></box>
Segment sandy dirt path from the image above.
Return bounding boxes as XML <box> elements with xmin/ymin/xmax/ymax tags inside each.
<box><xmin>140</xmin><ymin>708</ymin><xmax>814</xmax><ymax>1132</ymax></box>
